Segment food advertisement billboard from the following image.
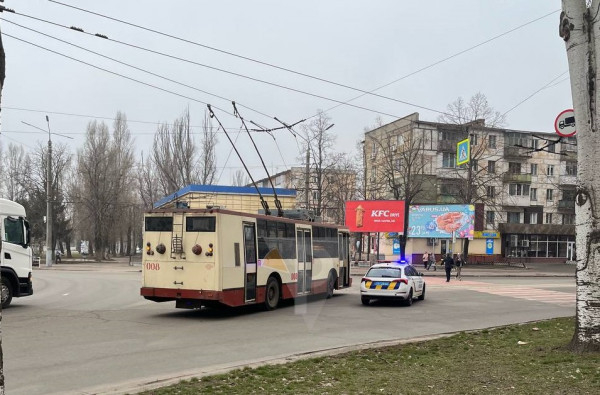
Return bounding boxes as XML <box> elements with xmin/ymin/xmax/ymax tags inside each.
<box><xmin>344</xmin><ymin>200</ymin><xmax>405</xmax><ymax>233</ymax></box>
<box><xmin>407</xmin><ymin>204</ymin><xmax>475</xmax><ymax>238</ymax></box>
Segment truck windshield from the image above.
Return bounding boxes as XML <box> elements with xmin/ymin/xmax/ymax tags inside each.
<box><xmin>4</xmin><ymin>217</ymin><xmax>25</xmax><ymax>245</ymax></box>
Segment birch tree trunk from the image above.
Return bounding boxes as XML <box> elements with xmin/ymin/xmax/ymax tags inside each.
<box><xmin>561</xmin><ymin>0</ymin><xmax>600</xmax><ymax>352</ymax></box>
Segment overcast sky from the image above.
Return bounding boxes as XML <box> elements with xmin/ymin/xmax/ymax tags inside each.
<box><xmin>0</xmin><ymin>0</ymin><xmax>571</xmax><ymax>186</ymax></box>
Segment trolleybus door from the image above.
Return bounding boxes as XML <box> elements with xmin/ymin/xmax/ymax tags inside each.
<box><xmin>338</xmin><ymin>232</ymin><xmax>350</xmax><ymax>287</ymax></box>
<box><xmin>243</xmin><ymin>222</ymin><xmax>257</xmax><ymax>302</ymax></box>
<box><xmin>296</xmin><ymin>228</ymin><xmax>313</xmax><ymax>294</ymax></box>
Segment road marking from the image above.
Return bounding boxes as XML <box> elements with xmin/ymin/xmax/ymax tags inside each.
<box><xmin>427</xmin><ymin>277</ymin><xmax>574</xmax><ymax>306</ymax></box>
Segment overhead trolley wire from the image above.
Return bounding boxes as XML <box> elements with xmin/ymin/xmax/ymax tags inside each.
<box><xmin>46</xmin><ymin>1</ymin><xmax>559</xmax><ymax>120</ymax></box>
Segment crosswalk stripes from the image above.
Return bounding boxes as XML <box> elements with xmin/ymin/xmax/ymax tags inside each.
<box><xmin>427</xmin><ymin>277</ymin><xmax>575</xmax><ymax>306</ymax></box>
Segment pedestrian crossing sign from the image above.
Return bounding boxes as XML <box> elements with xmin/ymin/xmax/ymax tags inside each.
<box><xmin>456</xmin><ymin>138</ymin><xmax>470</xmax><ymax>166</ymax></box>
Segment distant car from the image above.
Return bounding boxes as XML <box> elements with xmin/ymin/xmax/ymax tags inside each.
<box><xmin>360</xmin><ymin>262</ymin><xmax>425</xmax><ymax>306</ymax></box>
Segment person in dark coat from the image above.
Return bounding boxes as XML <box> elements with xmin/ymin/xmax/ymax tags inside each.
<box><xmin>443</xmin><ymin>253</ymin><xmax>454</xmax><ymax>282</ymax></box>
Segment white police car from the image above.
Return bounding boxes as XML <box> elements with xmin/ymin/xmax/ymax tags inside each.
<box><xmin>360</xmin><ymin>262</ymin><xmax>425</xmax><ymax>306</ymax></box>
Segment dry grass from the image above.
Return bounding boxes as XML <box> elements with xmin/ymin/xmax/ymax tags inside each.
<box><xmin>142</xmin><ymin>317</ymin><xmax>600</xmax><ymax>394</ymax></box>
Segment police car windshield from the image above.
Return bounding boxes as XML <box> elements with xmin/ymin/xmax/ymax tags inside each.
<box><xmin>367</xmin><ymin>268</ymin><xmax>402</xmax><ymax>278</ymax></box>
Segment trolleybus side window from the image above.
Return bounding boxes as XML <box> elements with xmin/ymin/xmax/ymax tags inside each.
<box><xmin>145</xmin><ymin>217</ymin><xmax>173</xmax><ymax>232</ymax></box>
<box><xmin>313</xmin><ymin>226</ymin><xmax>338</xmax><ymax>258</ymax></box>
<box><xmin>186</xmin><ymin>217</ymin><xmax>216</xmax><ymax>232</ymax></box>
<box><xmin>256</xmin><ymin>219</ymin><xmax>296</xmax><ymax>259</ymax></box>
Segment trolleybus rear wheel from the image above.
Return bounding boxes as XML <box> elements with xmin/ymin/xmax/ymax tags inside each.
<box><xmin>326</xmin><ymin>270</ymin><xmax>336</xmax><ymax>299</ymax></box>
<box><xmin>264</xmin><ymin>276</ymin><xmax>280</xmax><ymax>310</ymax></box>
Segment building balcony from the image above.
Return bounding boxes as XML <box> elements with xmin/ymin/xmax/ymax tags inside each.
<box><xmin>503</xmin><ymin>146</ymin><xmax>531</xmax><ymax>159</ymax></box>
<box><xmin>502</xmin><ymin>195</ymin><xmax>531</xmax><ymax>207</ymax></box>
<box><xmin>559</xmin><ymin>174</ymin><xmax>577</xmax><ymax>185</ymax></box>
<box><xmin>558</xmin><ymin>199</ymin><xmax>575</xmax><ymax>210</ymax></box>
<box><xmin>502</xmin><ymin>173</ymin><xmax>532</xmax><ymax>183</ymax></box>
<box><xmin>437</xmin><ymin>194</ymin><xmax>460</xmax><ymax>204</ymax></box>
<box><xmin>437</xmin><ymin>140</ymin><xmax>459</xmax><ymax>152</ymax></box>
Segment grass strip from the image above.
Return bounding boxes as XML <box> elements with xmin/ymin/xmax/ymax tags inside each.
<box><xmin>141</xmin><ymin>317</ymin><xmax>600</xmax><ymax>394</ymax></box>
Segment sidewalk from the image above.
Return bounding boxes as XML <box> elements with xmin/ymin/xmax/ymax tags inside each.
<box><xmin>350</xmin><ymin>261</ymin><xmax>576</xmax><ymax>278</ymax></box>
<box><xmin>34</xmin><ymin>256</ymin><xmax>142</xmax><ymax>272</ymax></box>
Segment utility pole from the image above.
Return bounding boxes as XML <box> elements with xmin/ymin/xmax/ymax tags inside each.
<box><xmin>305</xmin><ymin>146</ymin><xmax>310</xmax><ymax>210</ymax></box>
<box><xmin>46</xmin><ymin>116</ymin><xmax>53</xmax><ymax>267</ymax></box>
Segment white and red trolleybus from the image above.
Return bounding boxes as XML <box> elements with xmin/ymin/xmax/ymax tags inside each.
<box><xmin>141</xmin><ymin>207</ymin><xmax>352</xmax><ymax>310</ymax></box>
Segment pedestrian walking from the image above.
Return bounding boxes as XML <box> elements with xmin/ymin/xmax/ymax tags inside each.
<box><xmin>427</xmin><ymin>252</ymin><xmax>436</xmax><ymax>271</ymax></box>
<box><xmin>422</xmin><ymin>252</ymin><xmax>429</xmax><ymax>269</ymax></box>
<box><xmin>455</xmin><ymin>253</ymin><xmax>464</xmax><ymax>281</ymax></box>
<box><xmin>443</xmin><ymin>253</ymin><xmax>454</xmax><ymax>282</ymax></box>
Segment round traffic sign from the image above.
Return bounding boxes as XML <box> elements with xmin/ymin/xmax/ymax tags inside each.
<box><xmin>554</xmin><ymin>109</ymin><xmax>576</xmax><ymax>137</ymax></box>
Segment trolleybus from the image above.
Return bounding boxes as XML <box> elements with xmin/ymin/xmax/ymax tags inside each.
<box><xmin>141</xmin><ymin>207</ymin><xmax>351</xmax><ymax>310</ymax></box>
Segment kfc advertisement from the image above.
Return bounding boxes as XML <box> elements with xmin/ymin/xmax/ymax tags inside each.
<box><xmin>345</xmin><ymin>200</ymin><xmax>405</xmax><ymax>233</ymax></box>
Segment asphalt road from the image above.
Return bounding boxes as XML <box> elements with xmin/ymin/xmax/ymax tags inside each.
<box><xmin>2</xmin><ymin>266</ymin><xmax>575</xmax><ymax>395</ymax></box>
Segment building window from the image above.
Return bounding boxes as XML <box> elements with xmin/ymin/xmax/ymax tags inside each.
<box><xmin>370</xmin><ymin>144</ymin><xmax>377</xmax><ymax>159</ymax></box>
<box><xmin>565</xmin><ymin>162</ymin><xmax>577</xmax><ymax>176</ymax></box>
<box><xmin>547</xmin><ymin>142</ymin><xmax>556</xmax><ymax>153</ymax></box>
<box><xmin>488</xmin><ymin>135</ymin><xmax>496</xmax><ymax>149</ymax></box>
<box><xmin>507</xmin><ymin>212</ymin><xmax>521</xmax><ymax>224</ymax></box>
<box><xmin>442</xmin><ymin>152</ymin><xmax>456</xmax><ymax>168</ymax></box>
<box><xmin>546</xmin><ymin>189</ymin><xmax>553</xmax><ymax>201</ymax></box>
<box><xmin>531</xmin><ymin>139</ymin><xmax>539</xmax><ymax>150</ymax></box>
<box><xmin>530</xmin><ymin>212</ymin><xmax>538</xmax><ymax>224</ymax></box>
<box><xmin>545</xmin><ymin>213</ymin><xmax>553</xmax><ymax>224</ymax></box>
<box><xmin>472</xmin><ymin>160</ymin><xmax>478</xmax><ymax>171</ymax></box>
<box><xmin>486</xmin><ymin>211</ymin><xmax>495</xmax><ymax>225</ymax></box>
<box><xmin>547</xmin><ymin>165</ymin><xmax>554</xmax><ymax>176</ymax></box>
<box><xmin>562</xmin><ymin>189</ymin><xmax>576</xmax><ymax>201</ymax></box>
<box><xmin>471</xmin><ymin>134</ymin><xmax>478</xmax><ymax>145</ymax></box>
<box><xmin>487</xmin><ymin>185</ymin><xmax>495</xmax><ymax>198</ymax></box>
<box><xmin>562</xmin><ymin>214</ymin><xmax>575</xmax><ymax>225</ymax></box>
<box><xmin>509</xmin><ymin>183</ymin><xmax>530</xmax><ymax>196</ymax></box>
<box><xmin>530</xmin><ymin>163</ymin><xmax>538</xmax><ymax>175</ymax></box>
<box><xmin>396</xmin><ymin>135</ymin><xmax>404</xmax><ymax>146</ymax></box>
<box><xmin>508</xmin><ymin>162</ymin><xmax>521</xmax><ymax>174</ymax></box>
<box><xmin>370</xmin><ymin>167</ymin><xmax>377</xmax><ymax>182</ymax></box>
<box><xmin>530</xmin><ymin>188</ymin><xmax>537</xmax><ymax>201</ymax></box>
<box><xmin>394</xmin><ymin>158</ymin><xmax>402</xmax><ymax>170</ymax></box>
<box><xmin>488</xmin><ymin>160</ymin><xmax>496</xmax><ymax>174</ymax></box>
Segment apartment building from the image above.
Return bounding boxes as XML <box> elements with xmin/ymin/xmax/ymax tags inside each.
<box><xmin>364</xmin><ymin>113</ymin><xmax>576</xmax><ymax>262</ymax></box>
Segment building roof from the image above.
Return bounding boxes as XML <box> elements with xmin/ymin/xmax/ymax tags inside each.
<box><xmin>154</xmin><ymin>184</ymin><xmax>297</xmax><ymax>208</ymax></box>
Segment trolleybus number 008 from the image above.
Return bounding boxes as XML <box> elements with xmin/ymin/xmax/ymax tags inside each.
<box><xmin>145</xmin><ymin>262</ymin><xmax>160</xmax><ymax>271</ymax></box>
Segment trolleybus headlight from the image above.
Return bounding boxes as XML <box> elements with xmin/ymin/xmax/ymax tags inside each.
<box><xmin>156</xmin><ymin>243</ymin><xmax>166</xmax><ymax>254</ymax></box>
<box><xmin>192</xmin><ymin>244</ymin><xmax>202</xmax><ymax>255</ymax></box>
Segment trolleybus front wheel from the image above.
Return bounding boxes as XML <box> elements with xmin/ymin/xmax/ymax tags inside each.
<box><xmin>264</xmin><ymin>276</ymin><xmax>280</xmax><ymax>310</ymax></box>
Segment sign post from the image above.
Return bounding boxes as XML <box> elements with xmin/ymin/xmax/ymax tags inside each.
<box><xmin>456</xmin><ymin>138</ymin><xmax>470</xmax><ymax>166</ymax></box>
<box><xmin>554</xmin><ymin>109</ymin><xmax>577</xmax><ymax>137</ymax></box>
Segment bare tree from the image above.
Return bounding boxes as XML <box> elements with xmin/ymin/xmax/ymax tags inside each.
<box><xmin>152</xmin><ymin>108</ymin><xmax>200</xmax><ymax>195</ymax></box>
<box><xmin>366</xmin><ymin>123</ymin><xmax>433</xmax><ymax>259</ymax></box>
<box><xmin>199</xmin><ymin>110</ymin><xmax>217</xmax><ymax>185</ymax></box>
<box><xmin>1</xmin><ymin>22</ymin><xmax>6</xmax><ymax>395</ymax></box>
<box><xmin>437</xmin><ymin>92</ymin><xmax>507</xmax><ymax>128</ymax></box>
<box><xmin>301</xmin><ymin>110</ymin><xmax>338</xmax><ymax>217</ymax></box>
<box><xmin>324</xmin><ymin>153</ymin><xmax>358</xmax><ymax>224</ymax></box>
<box><xmin>2</xmin><ymin>143</ymin><xmax>29</xmax><ymax>202</ymax></box>
<box><xmin>231</xmin><ymin>169</ymin><xmax>250</xmax><ymax>186</ymax></box>
<box><xmin>560</xmin><ymin>0</ymin><xmax>600</xmax><ymax>352</ymax></box>
<box><xmin>137</xmin><ymin>152</ymin><xmax>161</xmax><ymax>210</ymax></box>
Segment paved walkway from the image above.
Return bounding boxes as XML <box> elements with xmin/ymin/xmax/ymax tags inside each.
<box><xmin>351</xmin><ymin>261</ymin><xmax>576</xmax><ymax>278</ymax></box>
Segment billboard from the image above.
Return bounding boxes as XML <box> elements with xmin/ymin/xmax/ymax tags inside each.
<box><xmin>408</xmin><ymin>204</ymin><xmax>475</xmax><ymax>238</ymax></box>
<box><xmin>345</xmin><ymin>200</ymin><xmax>405</xmax><ymax>233</ymax></box>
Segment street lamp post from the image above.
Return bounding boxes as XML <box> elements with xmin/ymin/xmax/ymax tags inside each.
<box><xmin>45</xmin><ymin>116</ymin><xmax>53</xmax><ymax>267</ymax></box>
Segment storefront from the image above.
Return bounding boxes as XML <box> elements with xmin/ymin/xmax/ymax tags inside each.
<box><xmin>499</xmin><ymin>223</ymin><xmax>575</xmax><ymax>262</ymax></box>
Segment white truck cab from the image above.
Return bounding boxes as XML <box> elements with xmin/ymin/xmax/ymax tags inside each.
<box><xmin>0</xmin><ymin>198</ymin><xmax>33</xmax><ymax>308</ymax></box>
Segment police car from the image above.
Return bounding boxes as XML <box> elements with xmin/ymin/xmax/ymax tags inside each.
<box><xmin>360</xmin><ymin>262</ymin><xmax>425</xmax><ymax>306</ymax></box>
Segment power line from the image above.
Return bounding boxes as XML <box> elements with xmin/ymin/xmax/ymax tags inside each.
<box><xmin>502</xmin><ymin>71</ymin><xmax>569</xmax><ymax>116</ymax></box>
<box><xmin>6</xmin><ymin>10</ymin><xmax>445</xmax><ymax>117</ymax></box>
<box><xmin>45</xmin><ymin>2</ymin><xmax>559</xmax><ymax>120</ymax></box>
<box><xmin>2</xmin><ymin>18</ymin><xmax>276</xmax><ymax>121</ymax></box>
